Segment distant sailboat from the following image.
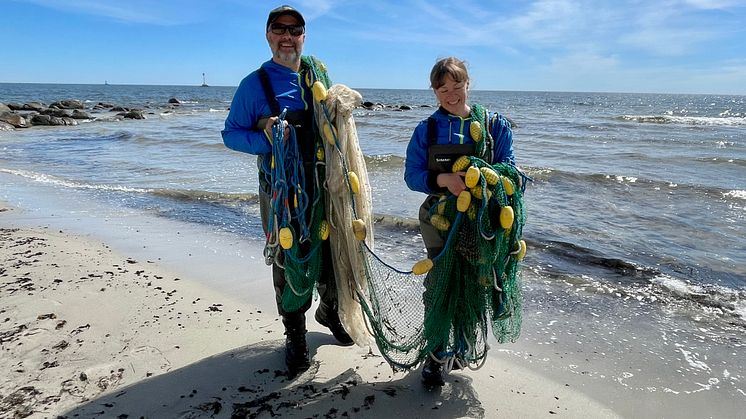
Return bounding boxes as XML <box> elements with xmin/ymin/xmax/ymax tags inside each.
<box><xmin>105</xmin><ymin>80</ymin><xmax>109</xmax><ymax>86</ymax></box>
<box><xmin>201</xmin><ymin>73</ymin><xmax>209</xmax><ymax>87</ymax></box>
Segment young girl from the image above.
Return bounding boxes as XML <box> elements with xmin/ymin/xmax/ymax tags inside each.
<box><xmin>404</xmin><ymin>57</ymin><xmax>518</xmax><ymax>386</ymax></box>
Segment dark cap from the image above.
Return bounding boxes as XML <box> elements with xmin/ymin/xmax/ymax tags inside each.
<box><xmin>266</xmin><ymin>5</ymin><xmax>305</xmax><ymax>30</ymax></box>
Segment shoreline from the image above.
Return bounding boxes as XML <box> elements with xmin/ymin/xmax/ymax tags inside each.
<box><xmin>0</xmin><ymin>202</ymin><xmax>621</xmax><ymax>418</ymax></box>
<box><xmin>3</xmin><ymin>82</ymin><xmax>746</xmax><ymax>419</ymax></box>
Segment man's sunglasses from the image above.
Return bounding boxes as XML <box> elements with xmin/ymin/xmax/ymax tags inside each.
<box><xmin>269</xmin><ymin>23</ymin><xmax>305</xmax><ymax>36</ymax></box>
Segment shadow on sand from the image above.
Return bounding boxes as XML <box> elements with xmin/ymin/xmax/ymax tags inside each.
<box><xmin>60</xmin><ymin>332</ymin><xmax>484</xmax><ymax>418</ymax></box>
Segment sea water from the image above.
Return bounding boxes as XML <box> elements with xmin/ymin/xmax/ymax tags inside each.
<box><xmin>1</xmin><ymin>83</ymin><xmax>745</xmax><ymax>416</ymax></box>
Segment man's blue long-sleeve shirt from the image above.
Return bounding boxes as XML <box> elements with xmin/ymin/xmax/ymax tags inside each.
<box><xmin>222</xmin><ymin>60</ymin><xmax>311</xmax><ymax>156</ymax></box>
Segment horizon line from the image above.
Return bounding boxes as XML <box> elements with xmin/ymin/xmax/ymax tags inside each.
<box><xmin>0</xmin><ymin>81</ymin><xmax>744</xmax><ymax>97</ymax></box>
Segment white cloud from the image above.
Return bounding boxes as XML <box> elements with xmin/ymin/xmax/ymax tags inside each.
<box><xmin>619</xmin><ymin>27</ymin><xmax>714</xmax><ymax>56</ymax></box>
<box><xmin>683</xmin><ymin>0</ymin><xmax>746</xmax><ymax>9</ymax></box>
<box><xmin>17</xmin><ymin>0</ymin><xmax>217</xmax><ymax>25</ymax></box>
<box><xmin>501</xmin><ymin>0</ymin><xmax>742</xmax><ymax>60</ymax></box>
<box><xmin>332</xmin><ymin>0</ymin><xmax>496</xmax><ymax>48</ymax></box>
<box><xmin>508</xmin><ymin>0</ymin><xmax>585</xmax><ymax>45</ymax></box>
<box><xmin>293</xmin><ymin>0</ymin><xmax>335</xmax><ymax>22</ymax></box>
<box><xmin>549</xmin><ymin>50</ymin><xmax>620</xmax><ymax>72</ymax></box>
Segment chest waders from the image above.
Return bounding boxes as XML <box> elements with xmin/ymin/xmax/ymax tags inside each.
<box><xmin>420</xmin><ymin>105</ymin><xmax>495</xmax><ymax>256</ymax></box>
<box><xmin>255</xmin><ymin>63</ymin><xmax>339</xmax><ymax>328</ymax></box>
<box><xmin>416</xmin><ymin>105</ymin><xmax>523</xmax><ymax>372</ymax></box>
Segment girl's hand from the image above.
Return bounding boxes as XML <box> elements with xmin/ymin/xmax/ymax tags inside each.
<box><xmin>437</xmin><ymin>172</ymin><xmax>466</xmax><ymax>196</ymax></box>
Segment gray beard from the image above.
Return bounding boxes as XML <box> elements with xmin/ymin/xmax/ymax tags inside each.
<box><xmin>276</xmin><ymin>49</ymin><xmax>300</xmax><ymax>65</ymax></box>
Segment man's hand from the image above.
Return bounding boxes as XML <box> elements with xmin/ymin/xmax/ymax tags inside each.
<box><xmin>263</xmin><ymin>117</ymin><xmax>290</xmax><ymax>141</ymax></box>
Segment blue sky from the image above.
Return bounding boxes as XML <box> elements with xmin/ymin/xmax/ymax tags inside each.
<box><xmin>2</xmin><ymin>0</ymin><xmax>745</xmax><ymax>94</ymax></box>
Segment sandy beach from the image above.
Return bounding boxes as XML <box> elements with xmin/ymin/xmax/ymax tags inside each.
<box><xmin>0</xmin><ymin>201</ymin><xmax>622</xmax><ymax>419</ymax></box>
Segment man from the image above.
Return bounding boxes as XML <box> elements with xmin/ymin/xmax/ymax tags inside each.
<box><xmin>222</xmin><ymin>5</ymin><xmax>353</xmax><ymax>376</ymax></box>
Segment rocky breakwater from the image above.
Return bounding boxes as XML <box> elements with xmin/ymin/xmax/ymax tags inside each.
<box><xmin>0</xmin><ymin>98</ymin><xmax>172</xmax><ymax>131</ymax></box>
<box><xmin>360</xmin><ymin>101</ymin><xmax>424</xmax><ymax>111</ymax></box>
<box><xmin>358</xmin><ymin>100</ymin><xmax>517</xmax><ymax>128</ymax></box>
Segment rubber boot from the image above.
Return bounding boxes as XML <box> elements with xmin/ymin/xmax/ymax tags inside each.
<box><xmin>315</xmin><ymin>307</ymin><xmax>354</xmax><ymax>346</ymax></box>
<box><xmin>421</xmin><ymin>355</ymin><xmax>445</xmax><ymax>387</ymax></box>
<box><xmin>283</xmin><ymin>313</ymin><xmax>310</xmax><ymax>376</ymax></box>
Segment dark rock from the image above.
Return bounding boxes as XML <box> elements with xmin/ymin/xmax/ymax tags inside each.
<box><xmin>0</xmin><ymin>112</ymin><xmax>28</xmax><ymax>128</ymax></box>
<box><xmin>168</xmin><ymin>97</ymin><xmax>181</xmax><ymax>104</ymax></box>
<box><xmin>30</xmin><ymin>114</ymin><xmax>72</xmax><ymax>126</ymax></box>
<box><xmin>92</xmin><ymin>102</ymin><xmax>115</xmax><ymax>110</ymax></box>
<box><xmin>31</xmin><ymin>114</ymin><xmax>52</xmax><ymax>125</ymax></box>
<box><xmin>50</xmin><ymin>100</ymin><xmax>84</xmax><ymax>110</ymax></box>
<box><xmin>362</xmin><ymin>101</ymin><xmax>383</xmax><ymax>111</ymax></box>
<box><xmin>111</xmin><ymin>106</ymin><xmax>128</xmax><ymax>112</ymax></box>
<box><xmin>399</xmin><ymin>105</ymin><xmax>412</xmax><ymax>110</ymax></box>
<box><xmin>22</xmin><ymin>102</ymin><xmax>45</xmax><ymax>112</ymax></box>
<box><xmin>34</xmin><ymin>115</ymin><xmax>74</xmax><ymax>126</ymax></box>
<box><xmin>71</xmin><ymin>110</ymin><xmax>93</xmax><ymax>119</ymax></box>
<box><xmin>119</xmin><ymin>110</ymin><xmax>145</xmax><ymax>119</ymax></box>
<box><xmin>41</xmin><ymin>108</ymin><xmax>73</xmax><ymax>118</ymax></box>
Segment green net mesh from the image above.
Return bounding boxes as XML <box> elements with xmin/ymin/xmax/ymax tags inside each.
<box><xmin>301</xmin><ymin>56</ymin><xmax>332</xmax><ymax>90</ymax></box>
<box><xmin>358</xmin><ymin>159</ymin><xmax>526</xmax><ymax>371</ymax></box>
<box><xmin>279</xmin><ymin>199</ymin><xmax>325</xmax><ymax>312</ymax></box>
<box><xmin>268</xmin><ymin>76</ymin><xmax>526</xmax><ymax>371</ymax></box>
<box><xmin>471</xmin><ymin>103</ymin><xmax>488</xmax><ymax>158</ymax></box>
<box><xmin>270</xmin><ymin>56</ymin><xmax>332</xmax><ymax>313</ymax></box>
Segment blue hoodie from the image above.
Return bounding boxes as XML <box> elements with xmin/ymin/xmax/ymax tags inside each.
<box><xmin>222</xmin><ymin>60</ymin><xmax>311</xmax><ymax>156</ymax></box>
<box><xmin>404</xmin><ymin>107</ymin><xmax>515</xmax><ymax>194</ymax></box>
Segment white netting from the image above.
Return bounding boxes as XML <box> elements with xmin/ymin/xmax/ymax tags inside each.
<box><xmin>315</xmin><ymin>84</ymin><xmax>373</xmax><ymax>346</ymax></box>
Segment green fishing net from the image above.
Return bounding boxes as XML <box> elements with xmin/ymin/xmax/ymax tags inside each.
<box><xmin>267</xmin><ymin>71</ymin><xmax>526</xmax><ymax>371</ymax></box>
<box><xmin>358</xmin><ymin>159</ymin><xmax>526</xmax><ymax>370</ymax></box>
<box><xmin>270</xmin><ymin>56</ymin><xmax>332</xmax><ymax>313</ymax></box>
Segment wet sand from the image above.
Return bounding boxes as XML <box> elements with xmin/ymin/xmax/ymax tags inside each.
<box><xmin>0</xmin><ymin>204</ymin><xmax>620</xmax><ymax>418</ymax></box>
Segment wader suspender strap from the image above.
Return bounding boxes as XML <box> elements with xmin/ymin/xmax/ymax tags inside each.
<box><xmin>426</xmin><ymin>117</ymin><xmax>438</xmax><ymax>146</ymax></box>
<box><xmin>256</xmin><ymin>68</ymin><xmax>278</xmax><ymax>194</ymax></box>
<box><xmin>257</xmin><ymin>66</ymin><xmax>315</xmax><ymax>165</ymax></box>
<box><xmin>258</xmin><ymin>68</ymin><xmax>280</xmax><ymax>116</ymax></box>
